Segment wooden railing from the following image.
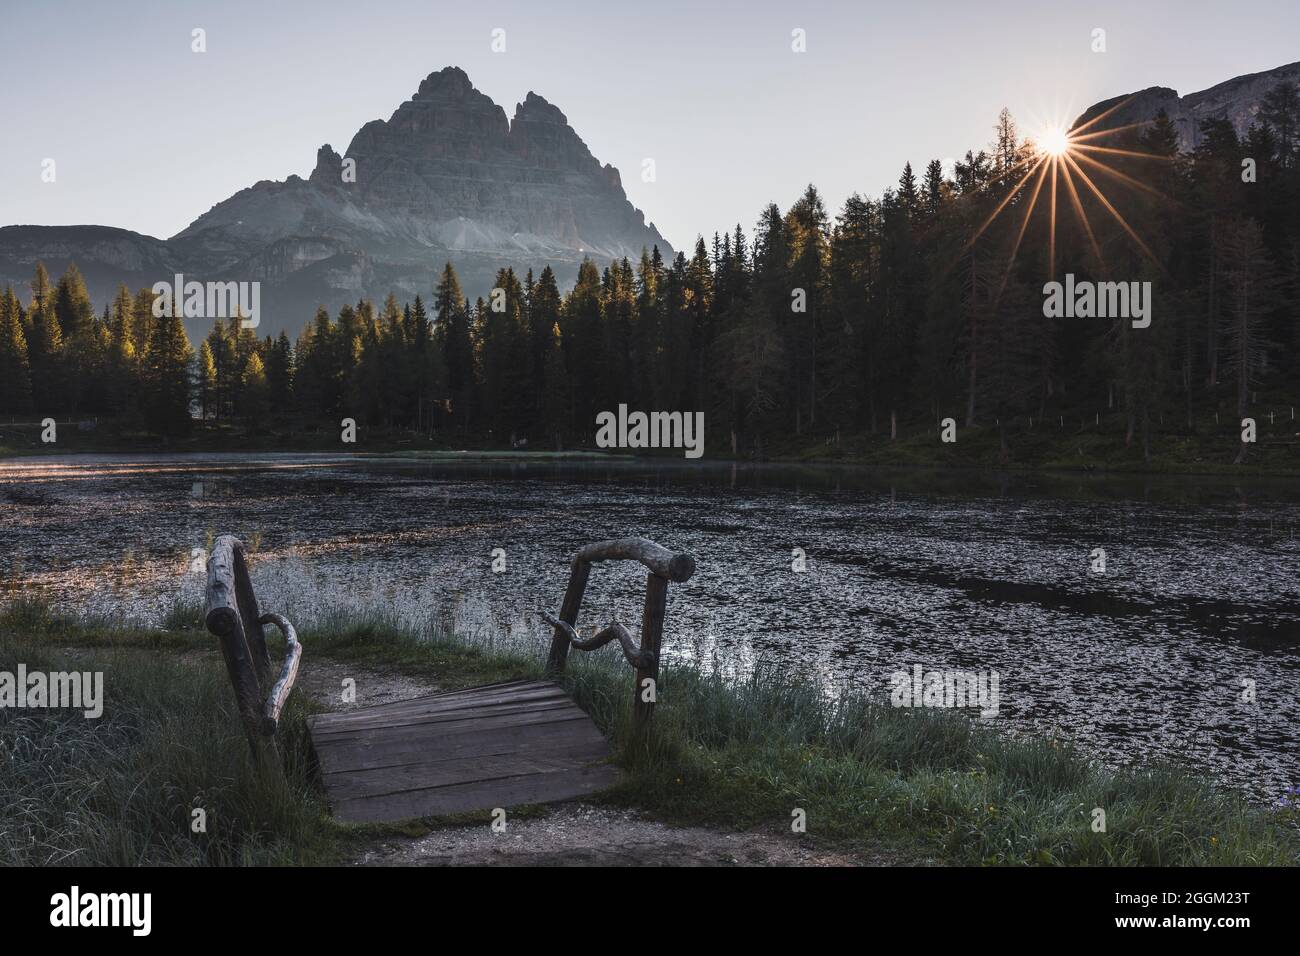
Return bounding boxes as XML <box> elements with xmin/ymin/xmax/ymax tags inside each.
<box><xmin>205</xmin><ymin>535</ymin><xmax>302</xmax><ymax>761</ymax></box>
<box><xmin>543</xmin><ymin>537</ymin><xmax>695</xmax><ymax>726</ymax></box>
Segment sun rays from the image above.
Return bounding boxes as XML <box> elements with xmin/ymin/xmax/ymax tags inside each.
<box><xmin>959</xmin><ymin>96</ymin><xmax>1174</xmax><ymax>302</ymax></box>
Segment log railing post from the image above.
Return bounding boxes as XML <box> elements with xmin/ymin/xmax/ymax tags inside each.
<box><xmin>541</xmin><ymin>537</ymin><xmax>694</xmax><ymax>730</ymax></box>
<box><xmin>633</xmin><ymin>572</ymin><xmax>669</xmax><ymax>725</ymax></box>
<box><xmin>205</xmin><ymin>534</ymin><xmax>302</xmax><ymax>766</ymax></box>
<box><xmin>545</xmin><ymin>559</ymin><xmax>590</xmax><ymax>675</ymax></box>
<box><xmin>232</xmin><ymin>547</ymin><xmax>270</xmax><ymax>688</ymax></box>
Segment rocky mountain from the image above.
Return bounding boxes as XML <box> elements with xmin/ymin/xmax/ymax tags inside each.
<box><xmin>0</xmin><ymin>67</ymin><xmax>670</xmax><ymax>340</ymax></box>
<box><xmin>1071</xmin><ymin>60</ymin><xmax>1300</xmax><ymax>151</ymax></box>
<box><xmin>6</xmin><ymin>61</ymin><xmax>1297</xmax><ymax>343</ymax></box>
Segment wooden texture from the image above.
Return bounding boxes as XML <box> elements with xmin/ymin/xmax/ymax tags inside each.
<box><xmin>574</xmin><ymin>537</ymin><xmax>696</xmax><ymax>583</ymax></box>
<box><xmin>545</xmin><ymin>558</ymin><xmax>590</xmax><ymax>673</ymax></box>
<box><xmin>634</xmin><ymin>573</ymin><xmax>669</xmax><ymax>725</ymax></box>
<box><xmin>542</xmin><ymin>536</ymin><xmax>694</xmax><ymax>728</ymax></box>
<box><xmin>541</xmin><ymin>613</ymin><xmax>653</xmax><ymax>669</ymax></box>
<box><xmin>204</xmin><ymin>535</ymin><xmax>243</xmax><ymax>641</ymax></box>
<box><xmin>308</xmin><ymin>680</ymin><xmax>620</xmax><ymax>823</ymax></box>
<box><xmin>258</xmin><ymin>612</ymin><xmax>301</xmax><ymax>736</ymax></box>
<box><xmin>205</xmin><ymin>536</ymin><xmax>265</xmax><ymax>753</ymax></box>
<box><xmin>205</xmin><ymin>535</ymin><xmax>302</xmax><ymax>762</ymax></box>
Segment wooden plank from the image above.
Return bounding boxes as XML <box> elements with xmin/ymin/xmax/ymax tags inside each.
<box><xmin>305</xmin><ymin>681</ymin><xmax>539</xmax><ymax>731</ymax></box>
<box><xmin>322</xmin><ymin>742</ymin><xmax>613</xmax><ymax>801</ymax></box>
<box><xmin>307</xmin><ymin>681</ymin><xmax>562</xmax><ymax>727</ymax></box>
<box><xmin>331</xmin><ymin>763</ymin><xmax>623</xmax><ymax>823</ymax></box>
<box><xmin>307</xmin><ymin>683</ymin><xmax>567</xmax><ymax>731</ymax></box>
<box><xmin>309</xmin><ymin>677</ymin><xmax>621</xmax><ymax>823</ymax></box>
<box><xmin>310</xmin><ymin>698</ymin><xmax>581</xmax><ymax>742</ymax></box>
<box><xmin>332</xmin><ymin>678</ymin><xmax>543</xmax><ymax>709</ymax></box>
<box><xmin>312</xmin><ymin>714</ymin><xmax>601</xmax><ymax>777</ymax></box>
<box><xmin>313</xmin><ymin>715</ymin><xmax>609</xmax><ymax>773</ymax></box>
<box><xmin>312</xmin><ymin>702</ymin><xmax>587</xmax><ymax>741</ymax></box>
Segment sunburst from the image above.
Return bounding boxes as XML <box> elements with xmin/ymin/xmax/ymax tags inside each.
<box><xmin>959</xmin><ymin>96</ymin><xmax>1174</xmax><ymax>302</ymax></box>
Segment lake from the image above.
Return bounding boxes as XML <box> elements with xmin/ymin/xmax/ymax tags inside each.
<box><xmin>1</xmin><ymin>452</ymin><xmax>1297</xmax><ymax>802</ymax></box>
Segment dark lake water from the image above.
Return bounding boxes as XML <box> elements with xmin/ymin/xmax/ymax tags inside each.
<box><xmin>1</xmin><ymin>452</ymin><xmax>1298</xmax><ymax>803</ymax></box>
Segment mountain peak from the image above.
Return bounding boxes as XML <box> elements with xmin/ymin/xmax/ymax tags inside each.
<box><xmin>414</xmin><ymin>65</ymin><xmax>475</xmax><ymax>100</ymax></box>
<box><xmin>0</xmin><ymin>65</ymin><xmax>674</xmax><ymax>337</ymax></box>
<box><xmin>514</xmin><ymin>91</ymin><xmax>569</xmax><ymax>126</ymax></box>
<box><xmin>1073</xmin><ymin>61</ymin><xmax>1300</xmax><ymax>151</ymax></box>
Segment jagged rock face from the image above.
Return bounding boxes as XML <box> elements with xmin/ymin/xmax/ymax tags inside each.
<box><xmin>178</xmin><ymin>66</ymin><xmax>668</xmax><ymax>265</ymax></box>
<box><xmin>0</xmin><ymin>67</ymin><xmax>670</xmax><ymax>338</ymax></box>
<box><xmin>1073</xmin><ymin>61</ymin><xmax>1300</xmax><ymax>150</ymax></box>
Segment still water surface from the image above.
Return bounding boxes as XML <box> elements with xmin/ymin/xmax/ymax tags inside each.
<box><xmin>1</xmin><ymin>453</ymin><xmax>1297</xmax><ymax>802</ymax></box>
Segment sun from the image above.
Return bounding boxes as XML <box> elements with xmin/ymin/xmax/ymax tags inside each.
<box><xmin>958</xmin><ymin>94</ymin><xmax>1173</xmax><ymax>294</ymax></box>
<box><xmin>1038</xmin><ymin>127</ymin><xmax>1072</xmax><ymax>157</ymax></box>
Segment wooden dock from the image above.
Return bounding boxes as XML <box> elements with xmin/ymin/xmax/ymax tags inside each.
<box><xmin>307</xmin><ymin>679</ymin><xmax>620</xmax><ymax>823</ymax></box>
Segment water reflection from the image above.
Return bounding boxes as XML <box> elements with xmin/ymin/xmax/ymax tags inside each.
<box><xmin>1</xmin><ymin>452</ymin><xmax>1297</xmax><ymax>802</ymax></box>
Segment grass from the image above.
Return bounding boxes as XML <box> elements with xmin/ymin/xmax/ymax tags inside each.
<box><xmin>2</xmin><ymin>598</ymin><xmax>1296</xmax><ymax>866</ymax></box>
<box><xmin>783</xmin><ymin>413</ymin><xmax>1300</xmax><ymax>477</ymax></box>
<box><xmin>5</xmin><ymin>406</ymin><xmax>1299</xmax><ymax>477</ymax></box>
<box><xmin>0</xmin><ymin>603</ymin><xmax>335</xmax><ymax>865</ymax></box>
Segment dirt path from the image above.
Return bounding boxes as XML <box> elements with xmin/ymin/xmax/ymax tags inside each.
<box><xmin>296</xmin><ymin>656</ymin><xmax>884</xmax><ymax>867</ymax></box>
<box><xmin>350</xmin><ymin>804</ymin><xmax>881</xmax><ymax>866</ymax></box>
<box><xmin>295</xmin><ymin>656</ymin><xmax>442</xmax><ymax>711</ymax></box>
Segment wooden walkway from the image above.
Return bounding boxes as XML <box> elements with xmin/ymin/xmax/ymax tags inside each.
<box><xmin>307</xmin><ymin>679</ymin><xmax>620</xmax><ymax>823</ymax></box>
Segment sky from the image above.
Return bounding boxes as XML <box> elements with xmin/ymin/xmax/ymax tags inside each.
<box><xmin>2</xmin><ymin>0</ymin><xmax>1298</xmax><ymax>252</ymax></box>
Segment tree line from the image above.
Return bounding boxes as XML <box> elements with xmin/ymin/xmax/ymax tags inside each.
<box><xmin>2</xmin><ymin>84</ymin><xmax>1297</xmax><ymax>459</ymax></box>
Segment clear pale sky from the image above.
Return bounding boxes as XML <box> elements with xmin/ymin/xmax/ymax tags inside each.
<box><xmin>2</xmin><ymin>0</ymin><xmax>1297</xmax><ymax>251</ymax></box>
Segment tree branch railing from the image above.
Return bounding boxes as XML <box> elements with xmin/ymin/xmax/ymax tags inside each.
<box><xmin>205</xmin><ymin>535</ymin><xmax>302</xmax><ymax>762</ymax></box>
<box><xmin>543</xmin><ymin>537</ymin><xmax>696</xmax><ymax>726</ymax></box>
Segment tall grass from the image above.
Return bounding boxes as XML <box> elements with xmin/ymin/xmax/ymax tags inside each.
<box><xmin>291</xmin><ymin>608</ymin><xmax>1300</xmax><ymax>865</ymax></box>
<box><xmin>0</xmin><ymin>602</ymin><xmax>335</xmax><ymax>865</ymax></box>
<box><xmin>3</xmin><ymin>597</ymin><xmax>1296</xmax><ymax>866</ymax></box>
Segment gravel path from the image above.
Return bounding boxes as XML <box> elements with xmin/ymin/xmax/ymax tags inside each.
<box><xmin>349</xmin><ymin>803</ymin><xmax>881</xmax><ymax>867</ymax></box>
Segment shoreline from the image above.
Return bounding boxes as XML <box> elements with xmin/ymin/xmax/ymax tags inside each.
<box><xmin>2</xmin><ymin>438</ymin><xmax>1300</xmax><ymax>480</ymax></box>
<box><xmin>2</xmin><ymin>599</ymin><xmax>1295</xmax><ymax>866</ymax></box>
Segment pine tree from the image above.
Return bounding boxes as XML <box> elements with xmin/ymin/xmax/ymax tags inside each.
<box><xmin>241</xmin><ymin>351</ymin><xmax>271</xmax><ymax>424</ymax></box>
<box><xmin>144</xmin><ymin>308</ymin><xmax>194</xmax><ymax>436</ymax></box>
<box><xmin>435</xmin><ymin>263</ymin><xmax>473</xmax><ymax>433</ymax></box>
<box><xmin>104</xmin><ymin>283</ymin><xmax>138</xmax><ymax>415</ymax></box>
<box><xmin>266</xmin><ymin>332</ymin><xmax>294</xmax><ymax>415</ymax></box>
<box><xmin>993</xmin><ymin>108</ymin><xmax>1021</xmax><ymax>186</ymax></box>
<box><xmin>26</xmin><ymin>263</ymin><xmax>63</xmax><ymax>412</ymax></box>
<box><xmin>897</xmin><ymin>162</ymin><xmax>919</xmax><ymax>217</ymax></box>
<box><xmin>528</xmin><ymin>267</ymin><xmax>563</xmax><ymax>428</ymax></box>
<box><xmin>541</xmin><ymin>321</ymin><xmax>569</xmax><ymax>448</ymax></box>
<box><xmin>53</xmin><ymin>263</ymin><xmax>94</xmax><ymax>340</ymax></box>
<box><xmin>1259</xmin><ymin>81</ymin><xmax>1299</xmax><ymax>169</ymax></box>
<box><xmin>563</xmin><ymin>259</ymin><xmax>605</xmax><ymax>431</ymax></box>
<box><xmin>197</xmin><ymin>340</ymin><xmax>217</xmax><ymax>420</ymax></box>
<box><xmin>131</xmin><ymin>288</ymin><xmax>157</xmax><ymax>361</ymax></box>
<box><xmin>0</xmin><ymin>286</ymin><xmax>33</xmax><ymax>414</ymax></box>
<box><xmin>1221</xmin><ymin>219</ymin><xmax>1282</xmax><ymax>421</ymax></box>
<box><xmin>921</xmin><ymin>159</ymin><xmax>947</xmax><ymax>219</ymax></box>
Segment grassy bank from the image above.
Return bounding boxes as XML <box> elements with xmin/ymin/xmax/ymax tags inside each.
<box><xmin>0</xmin><ymin>602</ymin><xmax>335</xmax><ymax>865</ymax></box>
<box><xmin>4</xmin><ymin>411</ymin><xmax>1300</xmax><ymax>478</ymax></box>
<box><xmin>779</xmin><ymin>414</ymin><xmax>1300</xmax><ymax>477</ymax></box>
<box><xmin>2</xmin><ymin>600</ymin><xmax>1296</xmax><ymax>866</ymax></box>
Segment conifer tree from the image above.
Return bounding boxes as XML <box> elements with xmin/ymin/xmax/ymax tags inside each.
<box><xmin>144</xmin><ymin>306</ymin><xmax>194</xmax><ymax>436</ymax></box>
<box><xmin>0</xmin><ymin>286</ymin><xmax>33</xmax><ymax>414</ymax></box>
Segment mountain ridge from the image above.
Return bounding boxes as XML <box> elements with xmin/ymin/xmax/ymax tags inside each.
<box><xmin>0</xmin><ymin>66</ymin><xmax>670</xmax><ymax>340</ymax></box>
<box><xmin>1070</xmin><ymin>60</ymin><xmax>1300</xmax><ymax>150</ymax></box>
<box><xmin>3</xmin><ymin>61</ymin><xmax>1297</xmax><ymax>342</ymax></box>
